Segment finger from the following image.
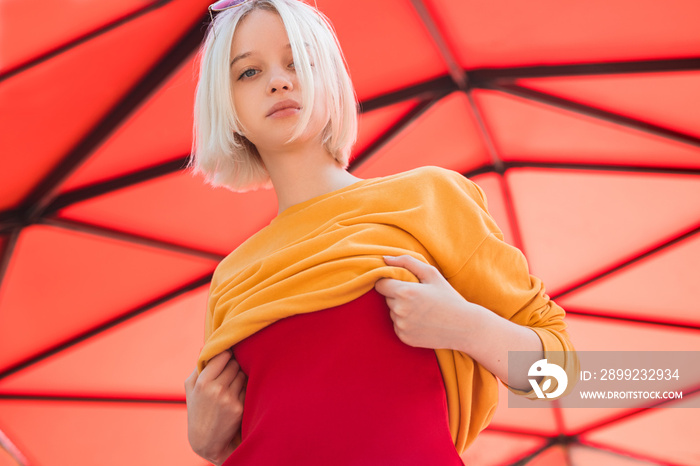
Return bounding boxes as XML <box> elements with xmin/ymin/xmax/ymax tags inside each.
<box><xmin>184</xmin><ymin>368</ymin><xmax>198</xmax><ymax>392</ymax></box>
<box><xmin>383</xmin><ymin>255</ymin><xmax>439</xmax><ymax>283</ymax></box>
<box><xmin>239</xmin><ymin>385</ymin><xmax>246</xmax><ymax>404</ymax></box>
<box><xmin>198</xmin><ymin>349</ymin><xmax>233</xmax><ymax>384</ymax></box>
<box><xmin>230</xmin><ymin>369</ymin><xmax>247</xmax><ymax>394</ymax></box>
<box><xmin>374</xmin><ymin>277</ymin><xmax>394</xmax><ymax>297</ymax></box>
<box><xmin>217</xmin><ymin>357</ymin><xmax>242</xmax><ymax>387</ymax></box>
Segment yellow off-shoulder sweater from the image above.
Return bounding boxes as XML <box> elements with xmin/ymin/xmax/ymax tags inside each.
<box><xmin>197</xmin><ymin>166</ymin><xmax>578</xmax><ymax>453</ymax></box>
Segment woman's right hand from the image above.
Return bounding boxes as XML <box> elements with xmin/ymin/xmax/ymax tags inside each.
<box><xmin>185</xmin><ymin>349</ymin><xmax>247</xmax><ymax>466</ymax></box>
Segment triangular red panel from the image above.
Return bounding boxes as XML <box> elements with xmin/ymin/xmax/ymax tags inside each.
<box><xmin>461</xmin><ymin>430</ymin><xmax>546</xmax><ymax>465</ymax></box>
<box><xmin>524</xmin><ymin>445</ymin><xmax>567</xmax><ymax>465</ymax></box>
<box><xmin>516</xmin><ymin>71</ymin><xmax>700</xmax><ymax>138</ymax></box>
<box><xmin>581</xmin><ymin>392</ymin><xmax>700</xmax><ymax>465</ymax></box>
<box><xmin>0</xmin><ymin>0</ymin><xmax>161</xmax><ymax>74</ymax></box>
<box><xmin>506</xmin><ymin>168</ymin><xmax>700</xmax><ymax>294</ymax></box>
<box><xmin>470</xmin><ymin>173</ymin><xmax>516</xmax><ymax>246</ymax></box>
<box><xmin>558</xmin><ymin>315</ymin><xmax>700</xmax><ymax>434</ymax></box>
<box><xmin>559</xmin><ymin>232</ymin><xmax>700</xmax><ymax>326</ymax></box>
<box><xmin>0</xmin><ymin>400</ymin><xmax>208</xmax><ymax>466</ymax></box>
<box><xmin>0</xmin><ymin>225</ymin><xmax>216</xmax><ymax>373</ymax></box>
<box><xmin>570</xmin><ymin>445</ymin><xmax>658</xmax><ymax>465</ymax></box>
<box><xmin>353</xmin><ymin>100</ymin><xmax>419</xmax><ymax>159</ymax></box>
<box><xmin>57</xmin><ymin>172</ymin><xmax>278</xmax><ymax>256</ymax></box>
<box><xmin>0</xmin><ymin>0</ymin><xmax>207</xmax><ymax>211</ymax></box>
<box><xmin>424</xmin><ymin>0</ymin><xmax>700</xmax><ymax>68</ymax></box>
<box><xmin>354</xmin><ymin>92</ymin><xmax>491</xmax><ymax>178</ymax></box>
<box><xmin>315</xmin><ymin>0</ymin><xmax>447</xmax><ymax>100</ymax></box>
<box><xmin>60</xmin><ymin>53</ymin><xmax>200</xmax><ymax>193</ymax></box>
<box><xmin>0</xmin><ymin>287</ymin><xmax>208</xmax><ymax>399</ymax></box>
<box><xmin>472</xmin><ymin>88</ymin><xmax>700</xmax><ymax>168</ymax></box>
<box><xmin>489</xmin><ymin>382</ymin><xmax>560</xmax><ymax>436</ymax></box>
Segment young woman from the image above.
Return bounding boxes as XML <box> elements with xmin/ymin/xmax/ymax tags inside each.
<box><xmin>184</xmin><ymin>1</ymin><xmax>578</xmax><ymax>464</ymax></box>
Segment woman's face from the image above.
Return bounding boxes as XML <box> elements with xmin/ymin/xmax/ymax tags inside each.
<box><xmin>229</xmin><ymin>8</ymin><xmax>328</xmax><ymax>154</ymax></box>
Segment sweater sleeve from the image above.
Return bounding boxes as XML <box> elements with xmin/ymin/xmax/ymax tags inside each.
<box><xmin>442</xmin><ymin>176</ymin><xmax>579</xmax><ymax>399</ymax></box>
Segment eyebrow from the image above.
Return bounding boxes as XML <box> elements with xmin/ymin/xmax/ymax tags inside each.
<box><xmin>230</xmin><ymin>43</ymin><xmax>293</xmax><ymax>68</ymax></box>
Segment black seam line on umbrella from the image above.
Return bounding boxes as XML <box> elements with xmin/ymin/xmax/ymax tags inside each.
<box><xmin>571</xmin><ymin>384</ymin><xmax>700</xmax><ymax>439</ymax></box>
<box><xmin>0</xmin><ymin>273</ymin><xmax>212</xmax><ymax>382</ymax></box>
<box><xmin>481</xmin><ymin>425</ymin><xmax>560</xmax><ymax>439</ymax></box>
<box><xmin>0</xmin><ymin>231</ymin><xmax>20</xmax><ymax>296</ymax></box>
<box><xmin>551</xmin><ymin>223</ymin><xmax>700</xmax><ymax>302</ymax></box>
<box><xmin>576</xmin><ymin>445</ymin><xmax>668</xmax><ymax>466</ymax></box>
<box><xmin>551</xmin><ymin>398</ymin><xmax>568</xmax><ymax>452</ymax></box>
<box><xmin>0</xmin><ymin>0</ymin><xmax>172</xmax><ymax>84</ymax></box>
<box><xmin>507</xmin><ymin>440</ymin><xmax>573</xmax><ymax>466</ymax></box>
<box><xmin>565</xmin><ymin>308</ymin><xmax>700</xmax><ymax>331</ymax></box>
<box><xmin>504</xmin><ymin>161</ymin><xmax>700</xmax><ymax>176</ymax></box>
<box><xmin>462</xmin><ymin>88</ymin><xmax>527</xmax><ymax>251</ymax></box>
<box><xmin>407</xmin><ymin>0</ymin><xmax>468</xmax><ymax>91</ymax></box>
<box><xmin>349</xmin><ymin>94</ymin><xmax>446</xmax><ymax>172</ymax></box>
<box><xmin>19</xmin><ymin>13</ymin><xmax>209</xmax><ymax>225</ymax></box>
<box><xmin>359</xmin><ymin>75</ymin><xmax>457</xmax><ymax>113</ymax></box>
<box><xmin>579</xmin><ymin>443</ymin><xmax>678</xmax><ymax>466</ymax></box>
<box><xmin>40</xmin><ymin>217</ymin><xmax>225</xmax><ymax>262</ymax></box>
<box><xmin>469</xmin><ymin>57</ymin><xmax>700</xmax><ymax>81</ymax></box>
<box><xmin>44</xmin><ymin>158</ymin><xmax>189</xmax><ymax>216</ymax></box>
<box><xmin>489</xmin><ymin>82</ymin><xmax>700</xmax><ymax>150</ymax></box>
<box><xmin>0</xmin><ymin>394</ymin><xmax>185</xmax><ymax>405</ymax></box>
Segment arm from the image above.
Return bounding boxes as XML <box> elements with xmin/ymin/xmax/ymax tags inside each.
<box><xmin>375</xmin><ymin>247</ymin><xmax>578</xmax><ymax>397</ymax></box>
<box><xmin>375</xmin><ymin>255</ymin><xmax>544</xmax><ymax>391</ymax></box>
<box><xmin>184</xmin><ymin>350</ymin><xmax>246</xmax><ymax>465</ymax></box>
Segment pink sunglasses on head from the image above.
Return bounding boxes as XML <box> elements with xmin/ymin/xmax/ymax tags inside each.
<box><xmin>208</xmin><ymin>0</ymin><xmax>253</xmax><ymax>21</ymax></box>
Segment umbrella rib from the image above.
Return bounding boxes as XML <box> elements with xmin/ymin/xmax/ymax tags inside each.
<box><xmin>552</xmin><ymin>223</ymin><xmax>700</xmax><ymax>302</ymax></box>
<box><xmin>469</xmin><ymin>57</ymin><xmax>700</xmax><ymax>80</ymax></box>
<box><xmin>0</xmin><ymin>0</ymin><xmax>172</xmax><ymax>84</ymax></box>
<box><xmin>0</xmin><ymin>231</ymin><xmax>20</xmax><ymax>295</ymax></box>
<box><xmin>482</xmin><ymin>425</ymin><xmax>555</xmax><ymax>438</ymax></box>
<box><xmin>579</xmin><ymin>441</ymin><xmax>683</xmax><ymax>466</ymax></box>
<box><xmin>504</xmin><ymin>161</ymin><xmax>700</xmax><ymax>176</ymax></box>
<box><xmin>0</xmin><ymin>394</ymin><xmax>185</xmax><ymax>405</ymax></box>
<box><xmin>461</xmin><ymin>89</ymin><xmax>526</xmax><ymax>251</ymax></box>
<box><xmin>491</xmin><ymin>82</ymin><xmax>700</xmax><ymax>150</ymax></box>
<box><xmin>564</xmin><ymin>308</ymin><xmax>700</xmax><ymax>331</ymax></box>
<box><xmin>575</xmin><ymin>444</ymin><xmax>669</xmax><ymax>466</ymax></box>
<box><xmin>408</xmin><ymin>0</ymin><xmax>468</xmax><ymax>91</ymax></box>
<box><xmin>571</xmin><ymin>384</ymin><xmax>700</xmax><ymax>437</ymax></box>
<box><xmin>0</xmin><ymin>273</ymin><xmax>212</xmax><ymax>382</ymax></box>
<box><xmin>359</xmin><ymin>76</ymin><xmax>456</xmax><ymax>113</ymax></box>
<box><xmin>40</xmin><ymin>217</ymin><xmax>225</xmax><ymax>262</ymax></box>
<box><xmin>44</xmin><ymin>158</ymin><xmax>190</xmax><ymax>216</ymax></box>
<box><xmin>19</xmin><ymin>12</ymin><xmax>209</xmax><ymax>225</ymax></box>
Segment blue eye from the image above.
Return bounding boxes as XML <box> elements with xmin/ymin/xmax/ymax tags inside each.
<box><xmin>238</xmin><ymin>68</ymin><xmax>257</xmax><ymax>80</ymax></box>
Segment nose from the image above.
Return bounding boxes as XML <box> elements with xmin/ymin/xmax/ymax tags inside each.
<box><xmin>267</xmin><ymin>67</ymin><xmax>294</xmax><ymax>94</ymax></box>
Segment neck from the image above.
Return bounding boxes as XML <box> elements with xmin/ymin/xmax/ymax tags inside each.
<box><xmin>258</xmin><ymin>141</ymin><xmax>362</xmax><ymax>214</ymax></box>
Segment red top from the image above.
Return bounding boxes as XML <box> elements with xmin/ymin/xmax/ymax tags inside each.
<box><xmin>223</xmin><ymin>289</ymin><xmax>465</xmax><ymax>465</ymax></box>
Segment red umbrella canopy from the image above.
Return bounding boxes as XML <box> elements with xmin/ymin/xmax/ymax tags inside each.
<box><xmin>1</xmin><ymin>0</ymin><xmax>699</xmax><ymax>464</ymax></box>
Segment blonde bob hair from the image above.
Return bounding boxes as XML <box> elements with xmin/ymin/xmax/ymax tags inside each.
<box><xmin>189</xmin><ymin>0</ymin><xmax>358</xmax><ymax>192</ymax></box>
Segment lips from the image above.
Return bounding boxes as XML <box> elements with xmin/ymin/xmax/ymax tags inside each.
<box><xmin>267</xmin><ymin>99</ymin><xmax>301</xmax><ymax>117</ymax></box>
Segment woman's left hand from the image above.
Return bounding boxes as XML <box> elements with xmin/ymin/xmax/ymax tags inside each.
<box><xmin>374</xmin><ymin>255</ymin><xmax>481</xmax><ymax>351</ymax></box>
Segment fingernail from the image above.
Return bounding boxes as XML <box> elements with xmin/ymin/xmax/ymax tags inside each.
<box><xmin>383</xmin><ymin>255</ymin><xmax>395</xmax><ymax>260</ymax></box>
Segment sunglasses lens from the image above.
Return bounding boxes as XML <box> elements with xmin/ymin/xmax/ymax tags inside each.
<box><xmin>209</xmin><ymin>0</ymin><xmax>247</xmax><ymax>12</ymax></box>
